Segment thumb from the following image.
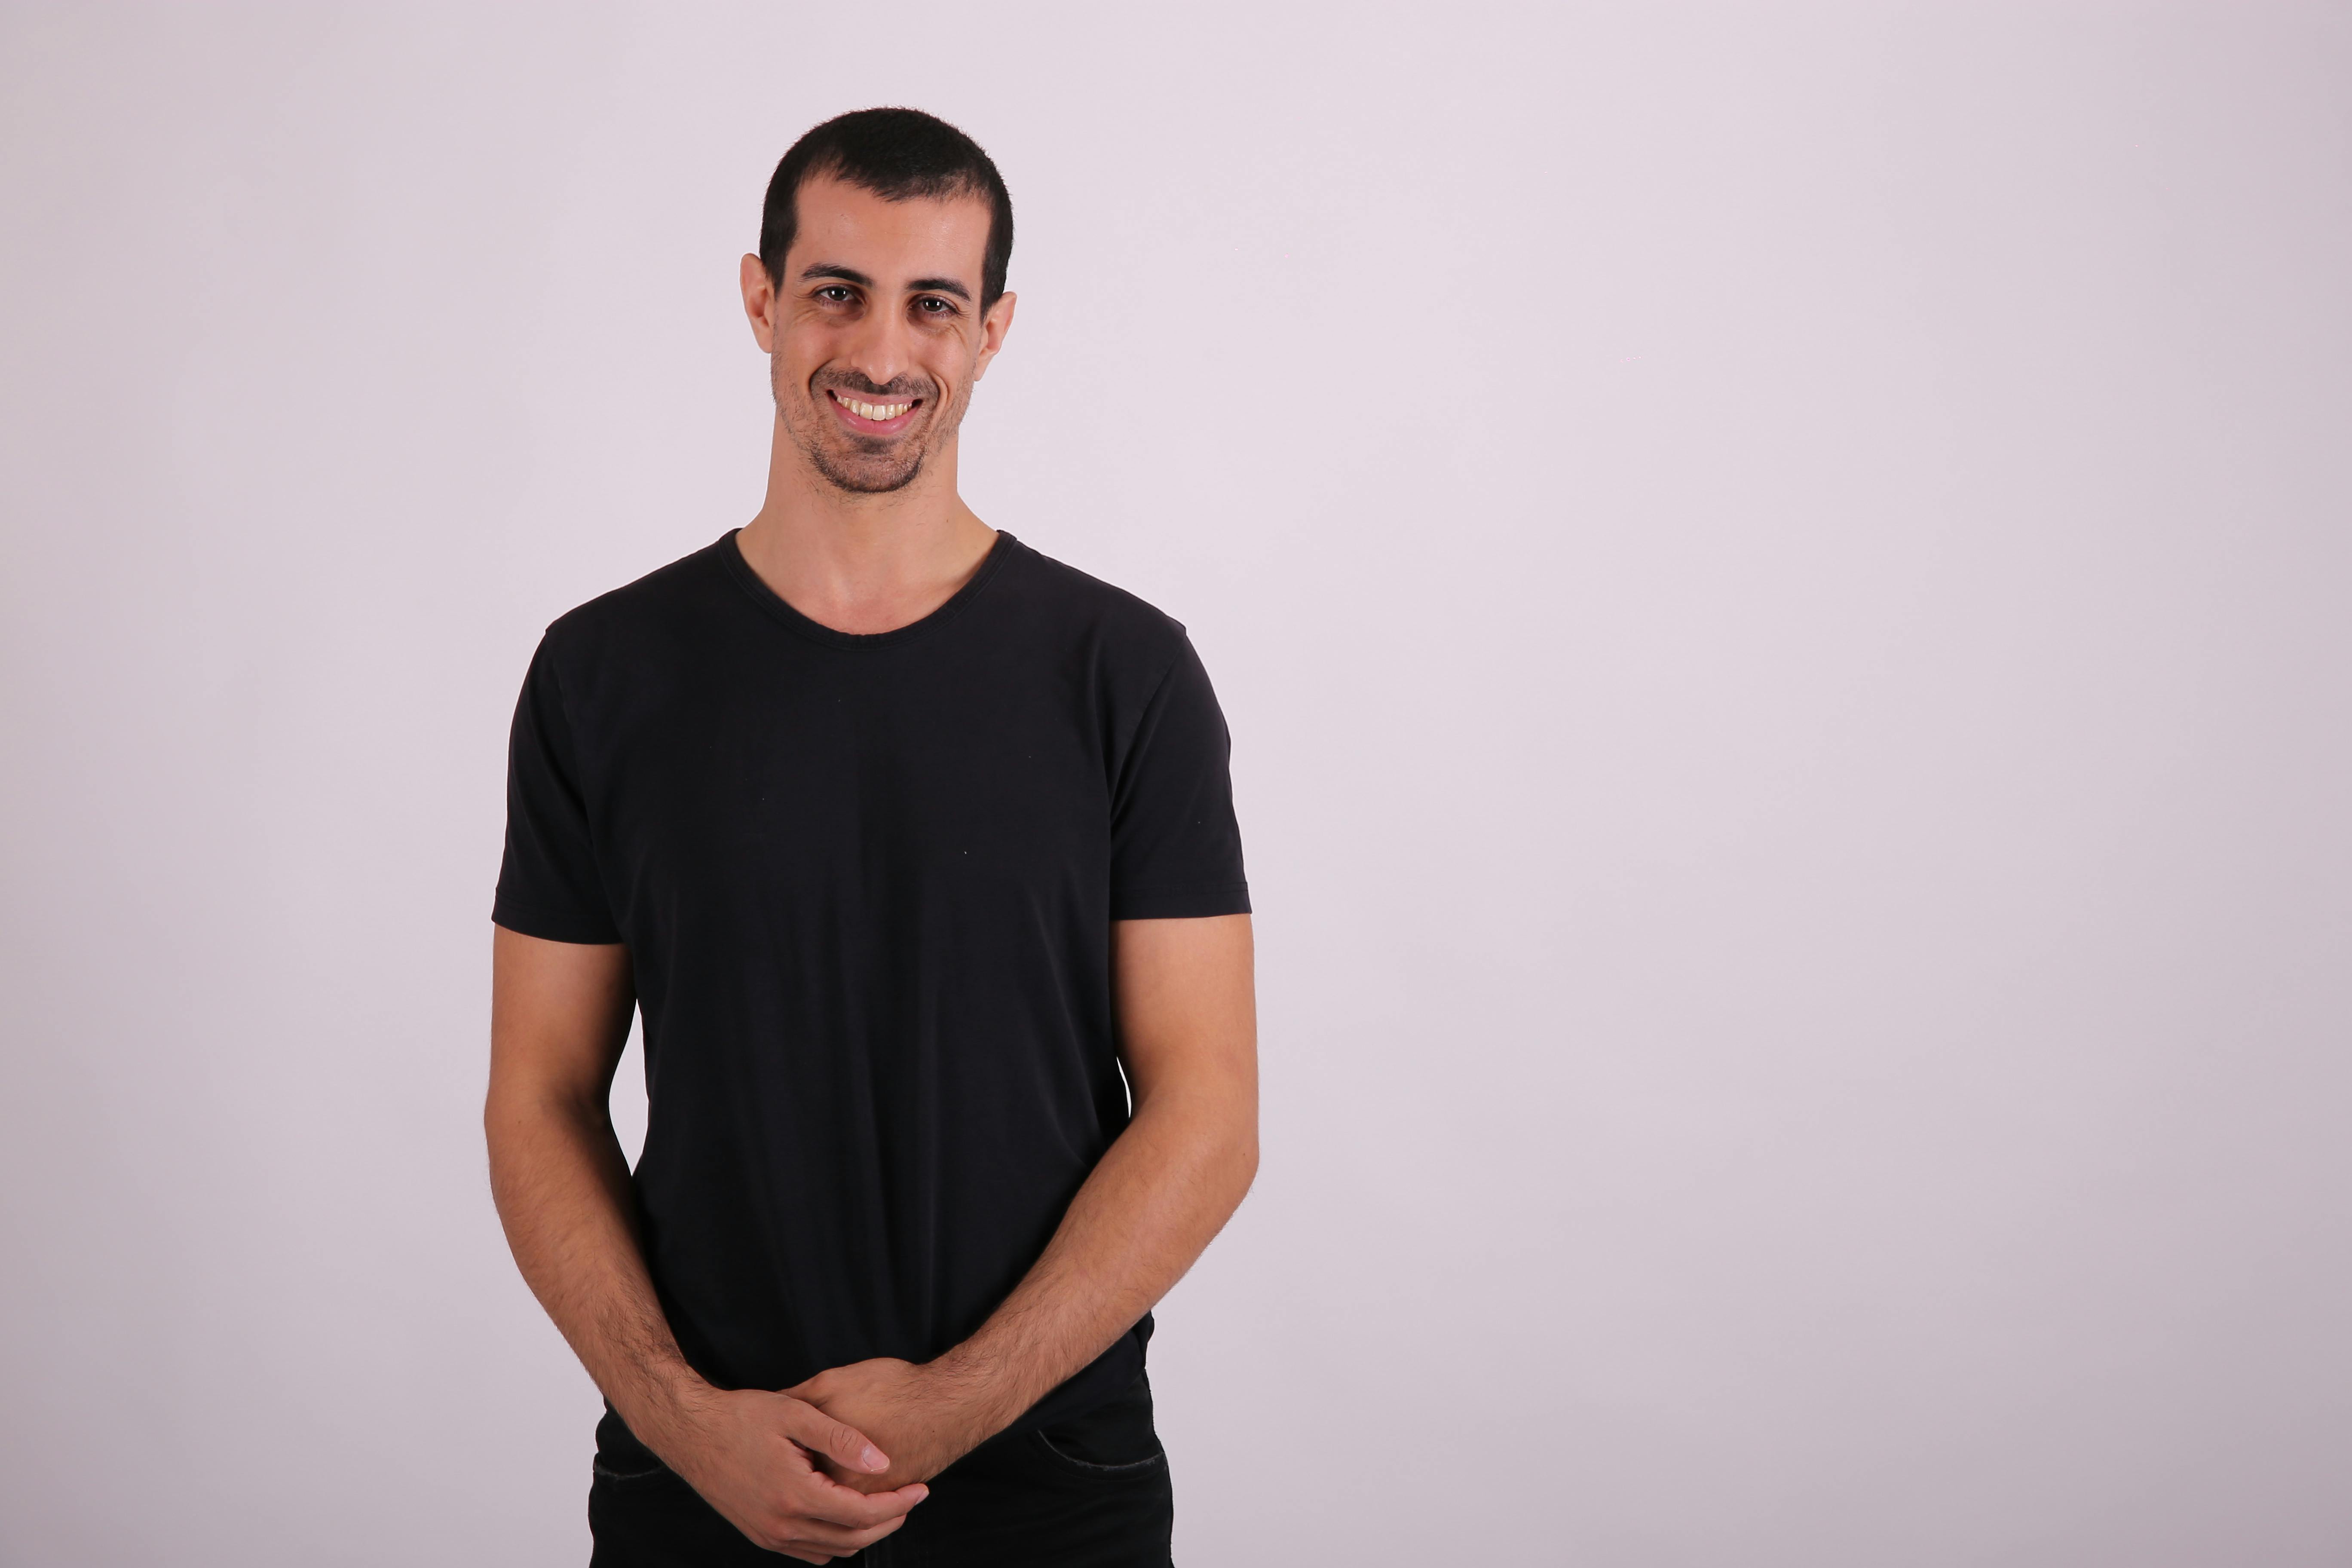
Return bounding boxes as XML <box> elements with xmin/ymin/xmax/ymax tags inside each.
<box><xmin>786</xmin><ymin>1400</ymin><xmax>890</xmax><ymax>1475</ymax></box>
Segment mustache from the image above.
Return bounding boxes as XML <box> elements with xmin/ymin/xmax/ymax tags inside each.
<box><xmin>815</xmin><ymin>371</ymin><xmax>932</xmax><ymax>401</ymax></box>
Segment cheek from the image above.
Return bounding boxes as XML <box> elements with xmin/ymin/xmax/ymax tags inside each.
<box><xmin>933</xmin><ymin>344</ymin><xmax>985</xmax><ymax>398</ymax></box>
<box><xmin>919</xmin><ymin>362</ymin><xmax>962</xmax><ymax>406</ymax></box>
<box><xmin>778</xmin><ymin>320</ymin><xmax>843</xmax><ymax>371</ymax></box>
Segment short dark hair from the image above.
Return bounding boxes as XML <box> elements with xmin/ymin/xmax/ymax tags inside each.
<box><xmin>760</xmin><ymin>107</ymin><xmax>1014</xmax><ymax>309</ymax></box>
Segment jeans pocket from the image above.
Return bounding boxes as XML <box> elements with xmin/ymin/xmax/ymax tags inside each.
<box><xmin>591</xmin><ymin>1453</ymin><xmax>675</xmax><ymax>1485</ymax></box>
<box><xmin>1029</xmin><ymin>1428</ymin><xmax>1168</xmax><ymax>1478</ymax></box>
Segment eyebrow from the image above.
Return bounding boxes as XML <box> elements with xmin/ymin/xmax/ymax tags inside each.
<box><xmin>800</xmin><ymin>263</ymin><xmax>971</xmax><ymax>303</ymax></box>
<box><xmin>800</xmin><ymin>263</ymin><xmax>873</xmax><ymax>287</ymax></box>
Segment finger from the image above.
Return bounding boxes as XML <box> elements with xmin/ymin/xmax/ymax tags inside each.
<box><xmin>779</xmin><ymin>1509</ymin><xmax>911</xmax><ymax>1556</ymax></box>
<box><xmin>782</xmin><ymin>1400</ymin><xmax>891</xmax><ymax>1475</ymax></box>
<box><xmin>793</xmin><ymin>1474</ymin><xmax>930</xmax><ymax>1530</ymax></box>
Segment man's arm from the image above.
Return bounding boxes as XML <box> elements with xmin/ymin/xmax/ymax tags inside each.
<box><xmin>484</xmin><ymin>926</ymin><xmax>930</xmax><ymax>1564</ymax></box>
<box><xmin>791</xmin><ymin>913</ymin><xmax>1259</xmax><ymax>1482</ymax></box>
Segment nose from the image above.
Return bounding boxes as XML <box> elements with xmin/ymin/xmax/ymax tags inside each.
<box><xmin>838</xmin><ymin>297</ymin><xmax>916</xmax><ymax>391</ymax></box>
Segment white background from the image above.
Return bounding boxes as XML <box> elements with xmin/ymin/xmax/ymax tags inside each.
<box><xmin>3</xmin><ymin>4</ymin><xmax>2348</xmax><ymax>1563</ymax></box>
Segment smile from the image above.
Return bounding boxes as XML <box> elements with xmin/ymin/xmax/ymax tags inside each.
<box><xmin>829</xmin><ymin>391</ymin><xmax>918</xmax><ymax>426</ymax></box>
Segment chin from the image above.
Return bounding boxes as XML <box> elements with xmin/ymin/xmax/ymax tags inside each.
<box><xmin>816</xmin><ymin>454</ymin><xmax>925</xmax><ymax>495</ymax></box>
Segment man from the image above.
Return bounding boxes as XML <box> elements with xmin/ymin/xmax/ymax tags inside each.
<box><xmin>484</xmin><ymin>107</ymin><xmax>1257</xmax><ymax>1568</ymax></box>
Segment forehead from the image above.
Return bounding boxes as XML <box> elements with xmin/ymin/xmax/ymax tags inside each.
<box><xmin>788</xmin><ymin>174</ymin><xmax>992</xmax><ymax>286</ymax></box>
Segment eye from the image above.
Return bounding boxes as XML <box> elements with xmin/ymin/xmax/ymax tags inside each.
<box><xmin>915</xmin><ymin>296</ymin><xmax>957</xmax><ymax>316</ymax></box>
<box><xmin>816</xmin><ymin>285</ymin><xmax>855</xmax><ymax>303</ymax></box>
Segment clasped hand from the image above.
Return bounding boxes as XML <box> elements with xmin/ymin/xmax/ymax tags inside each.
<box><xmin>787</xmin><ymin>1356</ymin><xmax>998</xmax><ymax>1494</ymax></box>
<box><xmin>651</xmin><ymin>1358</ymin><xmax>995</xmax><ymax>1564</ymax></box>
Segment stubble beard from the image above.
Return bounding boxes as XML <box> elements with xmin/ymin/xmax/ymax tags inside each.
<box><xmin>776</xmin><ymin>359</ymin><xmax>971</xmax><ymax>497</ymax></box>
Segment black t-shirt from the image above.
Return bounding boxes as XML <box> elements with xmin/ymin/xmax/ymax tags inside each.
<box><xmin>493</xmin><ymin>530</ymin><xmax>1249</xmax><ymax>1430</ymax></box>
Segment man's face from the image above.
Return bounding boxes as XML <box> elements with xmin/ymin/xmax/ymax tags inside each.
<box><xmin>742</xmin><ymin>175</ymin><xmax>1013</xmax><ymax>496</ymax></box>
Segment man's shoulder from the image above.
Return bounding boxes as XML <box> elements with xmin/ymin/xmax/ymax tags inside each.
<box><xmin>539</xmin><ymin>533</ymin><xmax>737</xmax><ymax>654</ymax></box>
<box><xmin>999</xmin><ymin>536</ymin><xmax>1193</xmax><ymax>665</ymax></box>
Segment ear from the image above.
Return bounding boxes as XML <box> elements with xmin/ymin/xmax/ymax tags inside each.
<box><xmin>972</xmin><ymin>291</ymin><xmax>1017</xmax><ymax>381</ymax></box>
<box><xmin>740</xmin><ymin>253</ymin><xmax>778</xmax><ymax>353</ymax></box>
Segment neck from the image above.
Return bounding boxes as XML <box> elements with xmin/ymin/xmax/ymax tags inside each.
<box><xmin>736</xmin><ymin>418</ymin><xmax>999</xmax><ymax>636</ymax></box>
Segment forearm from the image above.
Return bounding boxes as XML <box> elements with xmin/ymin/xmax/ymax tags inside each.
<box><xmin>485</xmin><ymin>1091</ymin><xmax>707</xmax><ymax>1448</ymax></box>
<box><xmin>933</xmin><ymin>1084</ymin><xmax>1258</xmax><ymax>1433</ymax></box>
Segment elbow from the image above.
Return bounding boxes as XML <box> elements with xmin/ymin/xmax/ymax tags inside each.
<box><xmin>481</xmin><ymin>1075</ymin><xmax>608</xmax><ymax>1173</ymax></box>
<box><xmin>1228</xmin><ymin>1118</ymin><xmax>1261</xmax><ymax>1205</ymax></box>
<box><xmin>1128</xmin><ymin>1070</ymin><xmax>1258</xmax><ymax>1205</ymax></box>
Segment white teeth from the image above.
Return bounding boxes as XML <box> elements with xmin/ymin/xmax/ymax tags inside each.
<box><xmin>843</xmin><ymin>398</ymin><xmax>909</xmax><ymax>420</ymax></box>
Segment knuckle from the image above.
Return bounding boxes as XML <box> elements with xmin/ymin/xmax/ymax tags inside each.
<box><xmin>767</xmin><ymin>1532</ymin><xmax>827</xmax><ymax>1562</ymax></box>
<box><xmin>755</xmin><ymin>1512</ymin><xmax>809</xmax><ymax>1552</ymax></box>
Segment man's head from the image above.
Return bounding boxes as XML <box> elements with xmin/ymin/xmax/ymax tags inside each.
<box><xmin>742</xmin><ymin>108</ymin><xmax>1016</xmax><ymax>496</ymax></box>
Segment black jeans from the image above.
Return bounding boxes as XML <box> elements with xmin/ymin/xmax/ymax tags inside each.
<box><xmin>588</xmin><ymin>1373</ymin><xmax>1174</xmax><ymax>1568</ymax></box>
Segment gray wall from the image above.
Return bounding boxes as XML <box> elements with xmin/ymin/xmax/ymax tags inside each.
<box><xmin>3</xmin><ymin>4</ymin><xmax>2346</xmax><ymax>1563</ymax></box>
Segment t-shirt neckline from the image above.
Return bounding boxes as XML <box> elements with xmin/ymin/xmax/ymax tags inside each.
<box><xmin>717</xmin><ymin>527</ymin><xmax>1020</xmax><ymax>649</ymax></box>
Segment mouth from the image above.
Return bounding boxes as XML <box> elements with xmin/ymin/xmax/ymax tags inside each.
<box><xmin>827</xmin><ymin>389</ymin><xmax>921</xmax><ymax>434</ymax></box>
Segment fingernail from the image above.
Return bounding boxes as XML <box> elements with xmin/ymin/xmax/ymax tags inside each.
<box><xmin>862</xmin><ymin>1446</ymin><xmax>887</xmax><ymax>1471</ymax></box>
<box><xmin>908</xmin><ymin>1485</ymin><xmax>928</xmax><ymax>1501</ymax></box>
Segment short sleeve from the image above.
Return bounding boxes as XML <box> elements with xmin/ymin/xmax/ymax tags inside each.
<box><xmin>1109</xmin><ymin>636</ymin><xmax>1251</xmax><ymax>920</ymax></box>
<box><xmin>492</xmin><ymin>638</ymin><xmax>623</xmax><ymax>944</ymax></box>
